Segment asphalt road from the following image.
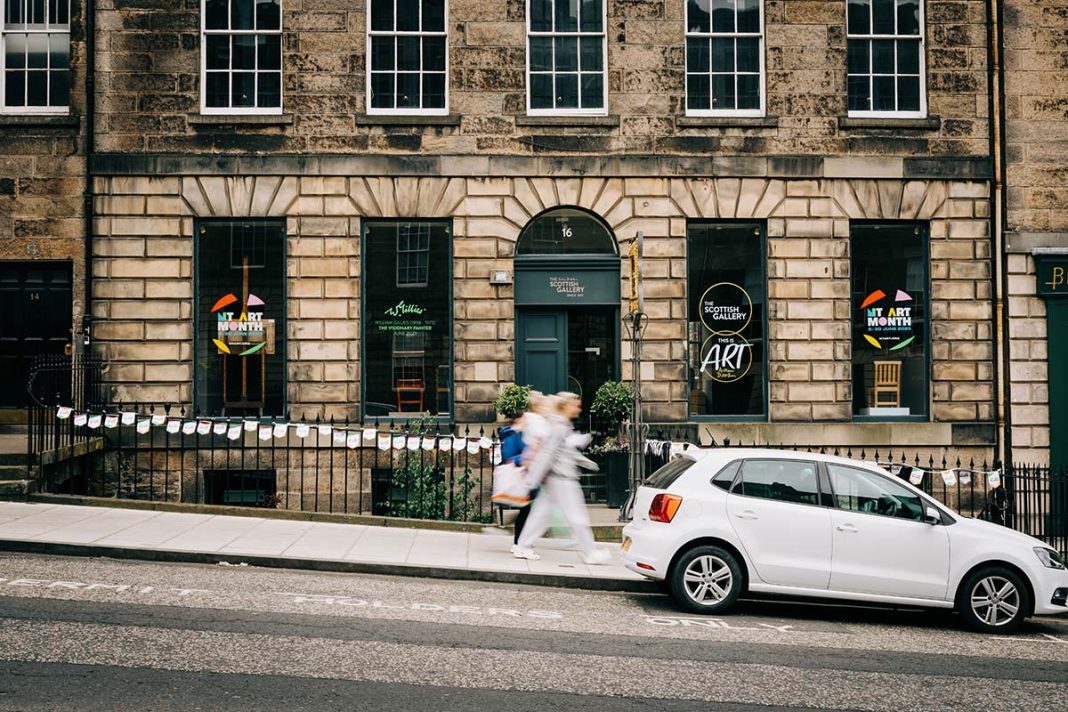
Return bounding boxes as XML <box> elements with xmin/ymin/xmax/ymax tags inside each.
<box><xmin>0</xmin><ymin>553</ymin><xmax>1066</xmax><ymax>711</ymax></box>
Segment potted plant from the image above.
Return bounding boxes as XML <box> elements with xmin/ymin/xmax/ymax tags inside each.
<box><xmin>493</xmin><ymin>383</ymin><xmax>531</xmax><ymax>422</ymax></box>
<box><xmin>590</xmin><ymin>380</ymin><xmax>633</xmax><ymax>508</ymax></box>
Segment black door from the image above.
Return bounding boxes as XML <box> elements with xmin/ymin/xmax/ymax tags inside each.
<box><xmin>567</xmin><ymin>305</ymin><xmax>618</xmax><ymax>414</ymax></box>
<box><xmin>0</xmin><ymin>261</ymin><xmax>72</xmax><ymax>407</ymax></box>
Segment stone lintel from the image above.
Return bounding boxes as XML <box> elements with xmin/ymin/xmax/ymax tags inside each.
<box><xmin>1004</xmin><ymin>233</ymin><xmax>1068</xmax><ymax>254</ymax></box>
<box><xmin>903</xmin><ymin>157</ymin><xmax>993</xmax><ymax>180</ymax></box>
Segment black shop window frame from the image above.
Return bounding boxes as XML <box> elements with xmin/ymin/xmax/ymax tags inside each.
<box><xmin>685</xmin><ymin>220</ymin><xmax>769</xmax><ymax>422</ymax></box>
<box><xmin>360</xmin><ymin>218</ymin><xmax>454</xmax><ymax>421</ymax></box>
<box><xmin>850</xmin><ymin>221</ymin><xmax>931</xmax><ymax>422</ymax></box>
<box><xmin>193</xmin><ymin>218</ymin><xmax>288</xmax><ymax>417</ymax></box>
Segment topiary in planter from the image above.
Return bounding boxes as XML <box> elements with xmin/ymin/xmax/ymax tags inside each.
<box><xmin>591</xmin><ymin>380</ymin><xmax>632</xmax><ymax>446</ymax></box>
<box><xmin>493</xmin><ymin>383</ymin><xmax>531</xmax><ymax>420</ymax></box>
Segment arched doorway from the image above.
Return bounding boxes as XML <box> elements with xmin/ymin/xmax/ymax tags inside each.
<box><xmin>514</xmin><ymin>208</ymin><xmax>620</xmax><ymax>413</ymax></box>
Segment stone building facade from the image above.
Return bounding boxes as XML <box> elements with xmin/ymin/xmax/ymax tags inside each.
<box><xmin>0</xmin><ymin>3</ymin><xmax>87</xmax><ymax>409</ymax></box>
<box><xmin>1002</xmin><ymin>0</ymin><xmax>1068</xmax><ymax>466</ymax></box>
<box><xmin>80</xmin><ymin>0</ymin><xmax>1001</xmax><ymax>459</ymax></box>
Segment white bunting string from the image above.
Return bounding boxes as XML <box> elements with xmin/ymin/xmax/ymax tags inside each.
<box><xmin>52</xmin><ymin>406</ymin><xmax>501</xmax><ymax>453</ymax></box>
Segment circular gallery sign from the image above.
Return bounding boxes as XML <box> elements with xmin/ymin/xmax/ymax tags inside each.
<box><xmin>699</xmin><ymin>283</ymin><xmax>753</xmax><ymax>335</ymax></box>
<box><xmin>700</xmin><ymin>333</ymin><xmax>753</xmax><ymax>383</ymax></box>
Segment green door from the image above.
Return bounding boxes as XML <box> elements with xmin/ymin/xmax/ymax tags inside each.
<box><xmin>516</xmin><ymin>309</ymin><xmax>567</xmax><ymax>395</ymax></box>
<box><xmin>1049</xmin><ymin>299</ymin><xmax>1068</xmax><ymax>470</ymax></box>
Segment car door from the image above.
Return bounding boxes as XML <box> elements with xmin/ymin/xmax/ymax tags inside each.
<box><xmin>725</xmin><ymin>459</ymin><xmax>832</xmax><ymax>589</ymax></box>
<box><xmin>826</xmin><ymin>464</ymin><xmax>950</xmax><ymax>600</ymax></box>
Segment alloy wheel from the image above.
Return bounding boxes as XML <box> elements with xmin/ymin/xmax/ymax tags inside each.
<box><xmin>970</xmin><ymin>575</ymin><xmax>1021</xmax><ymax>627</ymax></box>
<box><xmin>683</xmin><ymin>554</ymin><xmax>733</xmax><ymax>605</ymax></box>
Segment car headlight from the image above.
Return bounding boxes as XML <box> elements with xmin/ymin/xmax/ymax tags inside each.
<box><xmin>1034</xmin><ymin>547</ymin><xmax>1067</xmax><ymax>570</ymax></box>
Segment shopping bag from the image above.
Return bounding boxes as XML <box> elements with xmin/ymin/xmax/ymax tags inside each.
<box><xmin>491</xmin><ymin>462</ymin><xmax>531</xmax><ymax>507</ymax></box>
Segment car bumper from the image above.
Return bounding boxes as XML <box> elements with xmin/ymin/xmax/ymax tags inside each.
<box><xmin>621</xmin><ymin>521</ymin><xmax>674</xmax><ymax>581</ymax></box>
<box><xmin>1032</xmin><ymin>565</ymin><xmax>1068</xmax><ymax>616</ymax></box>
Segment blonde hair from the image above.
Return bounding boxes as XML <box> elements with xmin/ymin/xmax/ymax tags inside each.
<box><xmin>554</xmin><ymin>391</ymin><xmax>580</xmax><ymax>414</ymax></box>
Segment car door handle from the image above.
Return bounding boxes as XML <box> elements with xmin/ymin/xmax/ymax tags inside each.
<box><xmin>836</xmin><ymin>523</ymin><xmax>858</xmax><ymax>534</ymax></box>
<box><xmin>735</xmin><ymin>510</ymin><xmax>759</xmax><ymax>520</ymax></box>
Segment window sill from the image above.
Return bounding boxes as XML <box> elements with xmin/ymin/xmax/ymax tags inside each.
<box><xmin>357</xmin><ymin>113</ymin><xmax>460</xmax><ymax>127</ymax></box>
<box><xmin>0</xmin><ymin>114</ymin><xmax>79</xmax><ymax>127</ymax></box>
<box><xmin>188</xmin><ymin>114</ymin><xmax>294</xmax><ymax>127</ymax></box>
<box><xmin>516</xmin><ymin>115</ymin><xmax>620</xmax><ymax>128</ymax></box>
<box><xmin>678</xmin><ymin>116</ymin><xmax>779</xmax><ymax>129</ymax></box>
<box><xmin>839</xmin><ymin>116</ymin><xmax>941</xmax><ymax>131</ymax></box>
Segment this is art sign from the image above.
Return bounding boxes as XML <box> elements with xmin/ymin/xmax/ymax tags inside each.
<box><xmin>861</xmin><ymin>289</ymin><xmax>915</xmax><ymax>351</ymax></box>
<box><xmin>698</xmin><ymin>282</ymin><xmax>754</xmax><ymax>383</ymax></box>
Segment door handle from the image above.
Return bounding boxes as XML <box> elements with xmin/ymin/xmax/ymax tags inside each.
<box><xmin>735</xmin><ymin>510</ymin><xmax>759</xmax><ymax>520</ymax></box>
<box><xmin>836</xmin><ymin>523</ymin><xmax>858</xmax><ymax>534</ymax></box>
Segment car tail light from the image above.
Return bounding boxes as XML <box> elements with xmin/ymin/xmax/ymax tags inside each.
<box><xmin>649</xmin><ymin>493</ymin><xmax>683</xmax><ymax>523</ymax></box>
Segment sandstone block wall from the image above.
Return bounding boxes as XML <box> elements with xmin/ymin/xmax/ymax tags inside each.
<box><xmin>94</xmin><ymin>0</ymin><xmax>990</xmax><ymax>157</ymax></box>
<box><xmin>93</xmin><ymin>173</ymin><xmax>994</xmax><ymax>448</ymax></box>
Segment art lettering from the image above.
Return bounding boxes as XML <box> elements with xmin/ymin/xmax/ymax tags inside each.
<box><xmin>384</xmin><ymin>300</ymin><xmax>426</xmax><ymax>317</ymax></box>
<box><xmin>211</xmin><ymin>292</ymin><xmax>268</xmax><ymax>357</ymax></box>
<box><xmin>700</xmin><ymin>334</ymin><xmax>753</xmax><ymax>383</ymax></box>
<box><xmin>860</xmin><ymin>289</ymin><xmax>916</xmax><ymax>351</ymax></box>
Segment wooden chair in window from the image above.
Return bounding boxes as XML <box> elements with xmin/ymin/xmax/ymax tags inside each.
<box><xmin>872</xmin><ymin>360</ymin><xmax>902</xmax><ymax>408</ymax></box>
<box><xmin>395</xmin><ymin>379</ymin><xmax>425</xmax><ymax>412</ymax></box>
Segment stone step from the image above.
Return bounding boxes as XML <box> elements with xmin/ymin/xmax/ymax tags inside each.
<box><xmin>0</xmin><ymin>479</ymin><xmax>30</xmax><ymax>499</ymax></box>
<box><xmin>0</xmin><ymin>463</ymin><xmax>30</xmax><ymax>478</ymax></box>
<box><xmin>0</xmin><ymin>423</ymin><xmax>29</xmax><ymax>435</ymax></box>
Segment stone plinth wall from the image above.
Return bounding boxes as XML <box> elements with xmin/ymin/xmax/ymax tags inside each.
<box><xmin>92</xmin><ymin>172</ymin><xmax>994</xmax><ymax>446</ymax></box>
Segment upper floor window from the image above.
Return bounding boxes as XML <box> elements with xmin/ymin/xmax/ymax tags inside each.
<box><xmin>527</xmin><ymin>0</ymin><xmax>606</xmax><ymax>115</ymax></box>
<box><xmin>685</xmin><ymin>0</ymin><xmax>764</xmax><ymax>116</ymax></box>
<box><xmin>846</xmin><ymin>0</ymin><xmax>925</xmax><ymax>117</ymax></box>
<box><xmin>368</xmin><ymin>0</ymin><xmax>448</xmax><ymax>114</ymax></box>
<box><xmin>1</xmin><ymin>0</ymin><xmax>70</xmax><ymax>113</ymax></box>
<box><xmin>202</xmin><ymin>0</ymin><xmax>282</xmax><ymax>114</ymax></box>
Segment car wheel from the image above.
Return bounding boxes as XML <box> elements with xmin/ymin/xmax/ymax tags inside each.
<box><xmin>956</xmin><ymin>566</ymin><xmax>1031</xmax><ymax>634</ymax></box>
<box><xmin>669</xmin><ymin>545</ymin><xmax>743</xmax><ymax>615</ymax></box>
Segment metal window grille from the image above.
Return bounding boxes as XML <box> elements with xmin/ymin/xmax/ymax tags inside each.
<box><xmin>201</xmin><ymin>0</ymin><xmax>283</xmax><ymax>113</ymax></box>
<box><xmin>527</xmin><ymin>0</ymin><xmax>606</xmax><ymax>114</ymax></box>
<box><xmin>846</xmin><ymin>0</ymin><xmax>925</xmax><ymax>116</ymax></box>
<box><xmin>368</xmin><ymin>0</ymin><xmax>448</xmax><ymax>114</ymax></box>
<box><xmin>0</xmin><ymin>0</ymin><xmax>70</xmax><ymax>112</ymax></box>
<box><xmin>684</xmin><ymin>0</ymin><xmax>764</xmax><ymax>116</ymax></box>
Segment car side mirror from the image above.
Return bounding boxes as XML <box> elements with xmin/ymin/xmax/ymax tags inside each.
<box><xmin>924</xmin><ymin>506</ymin><xmax>941</xmax><ymax>525</ymax></box>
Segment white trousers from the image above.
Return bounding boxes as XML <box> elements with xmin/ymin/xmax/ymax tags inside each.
<box><xmin>517</xmin><ymin>477</ymin><xmax>596</xmax><ymax>556</ymax></box>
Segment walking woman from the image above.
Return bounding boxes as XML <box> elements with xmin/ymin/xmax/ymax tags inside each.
<box><xmin>513</xmin><ymin>392</ymin><xmax>610</xmax><ymax>564</ymax></box>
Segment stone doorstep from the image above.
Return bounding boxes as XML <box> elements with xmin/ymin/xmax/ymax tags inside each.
<box><xmin>23</xmin><ymin>494</ymin><xmax>627</xmax><ymax>543</ymax></box>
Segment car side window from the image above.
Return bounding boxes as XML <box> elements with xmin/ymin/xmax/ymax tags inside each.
<box><xmin>711</xmin><ymin>460</ymin><xmax>741</xmax><ymax>491</ymax></box>
<box><xmin>827</xmin><ymin>464</ymin><xmax>924</xmax><ymax>522</ymax></box>
<box><xmin>738</xmin><ymin>459</ymin><xmax>819</xmax><ymax>506</ymax></box>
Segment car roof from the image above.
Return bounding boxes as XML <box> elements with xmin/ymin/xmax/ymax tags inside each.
<box><xmin>688</xmin><ymin>447</ymin><xmax>892</xmax><ymax>473</ymax></box>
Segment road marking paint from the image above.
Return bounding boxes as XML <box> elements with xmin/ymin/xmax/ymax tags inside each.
<box><xmin>272</xmin><ymin>592</ymin><xmax>564</xmax><ymax>619</ymax></box>
<box><xmin>0</xmin><ymin>577</ymin><xmax>206</xmax><ymax>598</ymax></box>
<box><xmin>643</xmin><ymin>616</ymin><xmax>801</xmax><ymax>633</ymax></box>
<box><xmin>994</xmin><ymin>633</ymin><xmax>1068</xmax><ymax>644</ymax></box>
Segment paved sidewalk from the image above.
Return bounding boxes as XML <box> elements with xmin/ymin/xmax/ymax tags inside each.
<box><xmin>0</xmin><ymin>501</ymin><xmax>652</xmax><ymax>592</ymax></box>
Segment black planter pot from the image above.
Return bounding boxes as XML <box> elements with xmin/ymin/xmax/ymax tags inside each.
<box><xmin>602</xmin><ymin>451</ymin><xmax>629</xmax><ymax>508</ymax></box>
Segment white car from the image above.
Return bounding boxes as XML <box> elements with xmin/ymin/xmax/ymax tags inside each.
<box><xmin>621</xmin><ymin>448</ymin><xmax>1068</xmax><ymax>633</ymax></box>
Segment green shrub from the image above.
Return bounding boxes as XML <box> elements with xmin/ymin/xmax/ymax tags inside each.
<box><xmin>592</xmin><ymin>380</ymin><xmax>632</xmax><ymax>433</ymax></box>
<box><xmin>493</xmin><ymin>383</ymin><xmax>531</xmax><ymax>420</ymax></box>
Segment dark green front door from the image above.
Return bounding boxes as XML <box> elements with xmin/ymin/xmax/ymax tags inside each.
<box><xmin>1049</xmin><ymin>299</ymin><xmax>1068</xmax><ymax>470</ymax></box>
<box><xmin>516</xmin><ymin>309</ymin><xmax>568</xmax><ymax>395</ymax></box>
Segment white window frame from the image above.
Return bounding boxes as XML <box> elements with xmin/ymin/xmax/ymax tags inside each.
<box><xmin>684</xmin><ymin>0</ymin><xmax>765</xmax><ymax>118</ymax></box>
<box><xmin>0</xmin><ymin>0</ymin><xmax>70</xmax><ymax>115</ymax></box>
<box><xmin>846</xmin><ymin>0</ymin><xmax>926</xmax><ymax>119</ymax></box>
<box><xmin>200</xmin><ymin>0</ymin><xmax>284</xmax><ymax>116</ymax></box>
<box><xmin>366</xmin><ymin>0</ymin><xmax>449</xmax><ymax>116</ymax></box>
<box><xmin>525</xmin><ymin>0</ymin><xmax>608</xmax><ymax>116</ymax></box>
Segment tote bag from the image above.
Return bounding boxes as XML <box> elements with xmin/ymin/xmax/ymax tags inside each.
<box><xmin>491</xmin><ymin>462</ymin><xmax>531</xmax><ymax>507</ymax></box>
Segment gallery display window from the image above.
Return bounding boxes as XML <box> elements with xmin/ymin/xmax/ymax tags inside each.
<box><xmin>362</xmin><ymin>220</ymin><xmax>452</xmax><ymax>418</ymax></box>
<box><xmin>850</xmin><ymin>222</ymin><xmax>929</xmax><ymax>419</ymax></box>
<box><xmin>195</xmin><ymin>220</ymin><xmax>286</xmax><ymax>415</ymax></box>
<box><xmin>686</xmin><ymin>221</ymin><xmax>766</xmax><ymax>418</ymax></box>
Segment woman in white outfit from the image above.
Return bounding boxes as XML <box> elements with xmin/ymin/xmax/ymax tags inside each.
<box><xmin>513</xmin><ymin>392</ymin><xmax>611</xmax><ymax>565</ymax></box>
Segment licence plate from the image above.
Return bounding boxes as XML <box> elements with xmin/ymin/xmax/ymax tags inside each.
<box><xmin>621</xmin><ymin>537</ymin><xmax>632</xmax><ymax>552</ymax></box>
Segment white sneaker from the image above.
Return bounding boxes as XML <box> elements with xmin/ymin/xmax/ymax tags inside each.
<box><xmin>509</xmin><ymin>543</ymin><xmax>519</xmax><ymax>554</ymax></box>
<box><xmin>581</xmin><ymin>549</ymin><xmax>611</xmax><ymax>565</ymax></box>
<box><xmin>513</xmin><ymin>547</ymin><xmax>540</xmax><ymax>560</ymax></box>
